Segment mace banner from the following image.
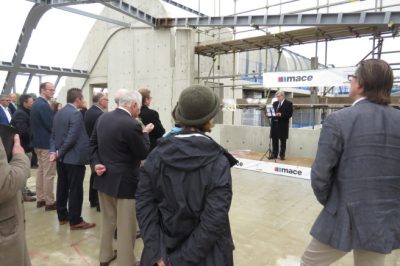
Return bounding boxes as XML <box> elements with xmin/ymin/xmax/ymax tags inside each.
<box><xmin>263</xmin><ymin>67</ymin><xmax>356</xmax><ymax>88</ymax></box>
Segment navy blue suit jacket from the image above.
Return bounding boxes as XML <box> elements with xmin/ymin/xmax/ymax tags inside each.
<box><xmin>50</xmin><ymin>104</ymin><xmax>89</xmax><ymax>165</ymax></box>
<box><xmin>0</xmin><ymin>107</ymin><xmax>10</xmax><ymax>125</ymax></box>
<box><xmin>90</xmin><ymin>108</ymin><xmax>150</xmax><ymax>198</ymax></box>
<box><xmin>30</xmin><ymin>97</ymin><xmax>53</xmax><ymax>149</ymax></box>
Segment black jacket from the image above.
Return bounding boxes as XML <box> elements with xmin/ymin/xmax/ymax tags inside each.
<box><xmin>11</xmin><ymin>107</ymin><xmax>32</xmax><ymax>152</ymax></box>
<box><xmin>84</xmin><ymin>105</ymin><xmax>104</xmax><ymax>138</ymax></box>
<box><xmin>90</xmin><ymin>108</ymin><xmax>150</xmax><ymax>198</ymax></box>
<box><xmin>270</xmin><ymin>100</ymin><xmax>293</xmax><ymax>139</ymax></box>
<box><xmin>139</xmin><ymin>105</ymin><xmax>165</xmax><ymax>151</ymax></box>
<box><xmin>136</xmin><ymin>132</ymin><xmax>235</xmax><ymax>266</ymax></box>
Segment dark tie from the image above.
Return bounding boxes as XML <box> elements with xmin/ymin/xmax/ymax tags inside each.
<box><xmin>278</xmin><ymin>102</ymin><xmax>281</xmax><ymax>109</ymax></box>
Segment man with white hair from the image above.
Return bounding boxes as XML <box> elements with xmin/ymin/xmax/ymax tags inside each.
<box><xmin>269</xmin><ymin>90</ymin><xmax>293</xmax><ymax>160</ymax></box>
<box><xmin>90</xmin><ymin>90</ymin><xmax>154</xmax><ymax>266</ymax></box>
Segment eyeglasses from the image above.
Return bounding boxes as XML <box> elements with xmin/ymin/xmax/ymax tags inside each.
<box><xmin>348</xmin><ymin>74</ymin><xmax>357</xmax><ymax>82</ymax></box>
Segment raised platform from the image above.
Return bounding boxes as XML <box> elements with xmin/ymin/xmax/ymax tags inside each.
<box><xmin>231</xmin><ymin>150</ymin><xmax>314</xmax><ymax>180</ymax></box>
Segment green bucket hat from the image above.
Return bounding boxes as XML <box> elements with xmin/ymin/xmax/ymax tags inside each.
<box><xmin>174</xmin><ymin>85</ymin><xmax>220</xmax><ymax>126</ymax></box>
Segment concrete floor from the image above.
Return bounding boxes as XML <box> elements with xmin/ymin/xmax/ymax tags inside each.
<box><xmin>25</xmin><ymin>167</ymin><xmax>400</xmax><ymax>266</ymax></box>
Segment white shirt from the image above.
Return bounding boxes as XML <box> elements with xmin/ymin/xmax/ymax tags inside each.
<box><xmin>0</xmin><ymin>105</ymin><xmax>11</xmax><ymax>123</ymax></box>
<box><xmin>118</xmin><ymin>106</ymin><xmax>132</xmax><ymax>116</ymax></box>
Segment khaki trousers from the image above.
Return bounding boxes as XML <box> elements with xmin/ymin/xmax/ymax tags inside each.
<box><xmin>98</xmin><ymin>191</ymin><xmax>137</xmax><ymax>266</ymax></box>
<box><xmin>34</xmin><ymin>148</ymin><xmax>56</xmax><ymax>205</ymax></box>
<box><xmin>301</xmin><ymin>238</ymin><xmax>386</xmax><ymax>266</ymax></box>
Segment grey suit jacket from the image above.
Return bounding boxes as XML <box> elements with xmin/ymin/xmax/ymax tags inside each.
<box><xmin>50</xmin><ymin>104</ymin><xmax>89</xmax><ymax>165</ymax></box>
<box><xmin>310</xmin><ymin>99</ymin><xmax>400</xmax><ymax>254</ymax></box>
<box><xmin>0</xmin><ymin>139</ymin><xmax>31</xmax><ymax>266</ymax></box>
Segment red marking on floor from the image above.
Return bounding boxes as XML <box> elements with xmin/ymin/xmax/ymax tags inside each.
<box><xmin>71</xmin><ymin>244</ymin><xmax>92</xmax><ymax>266</ymax></box>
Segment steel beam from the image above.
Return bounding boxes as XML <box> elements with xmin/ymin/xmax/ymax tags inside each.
<box><xmin>23</xmin><ymin>74</ymin><xmax>34</xmax><ymax>94</ymax></box>
<box><xmin>0</xmin><ymin>61</ymin><xmax>89</xmax><ymax>78</ymax></box>
<box><xmin>102</xmin><ymin>0</ymin><xmax>156</xmax><ymax>27</ymax></box>
<box><xmin>27</xmin><ymin>0</ymin><xmax>105</xmax><ymax>7</ymax></box>
<box><xmin>58</xmin><ymin>6</ymin><xmax>130</xmax><ymax>27</ymax></box>
<box><xmin>161</xmin><ymin>0</ymin><xmax>206</xmax><ymax>17</ymax></box>
<box><xmin>156</xmin><ymin>11</ymin><xmax>400</xmax><ymax>28</ymax></box>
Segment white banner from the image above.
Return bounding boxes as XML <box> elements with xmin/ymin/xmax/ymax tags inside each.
<box><xmin>263</xmin><ymin>67</ymin><xmax>356</xmax><ymax>88</ymax></box>
<box><xmin>234</xmin><ymin>158</ymin><xmax>311</xmax><ymax>180</ymax></box>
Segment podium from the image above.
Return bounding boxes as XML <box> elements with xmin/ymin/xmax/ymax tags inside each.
<box><xmin>260</xmin><ymin>104</ymin><xmax>277</xmax><ymax>162</ymax></box>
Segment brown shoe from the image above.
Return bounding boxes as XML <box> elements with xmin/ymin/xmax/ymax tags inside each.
<box><xmin>70</xmin><ymin>220</ymin><xmax>96</xmax><ymax>230</ymax></box>
<box><xmin>37</xmin><ymin>201</ymin><xmax>45</xmax><ymax>208</ymax></box>
<box><xmin>23</xmin><ymin>195</ymin><xmax>37</xmax><ymax>202</ymax></box>
<box><xmin>45</xmin><ymin>202</ymin><xmax>57</xmax><ymax>211</ymax></box>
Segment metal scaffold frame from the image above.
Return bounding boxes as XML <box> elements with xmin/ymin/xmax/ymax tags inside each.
<box><xmin>1</xmin><ymin>0</ymin><xmax>399</xmax><ymax>94</ymax></box>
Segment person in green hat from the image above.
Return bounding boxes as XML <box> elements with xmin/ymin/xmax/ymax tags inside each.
<box><xmin>136</xmin><ymin>85</ymin><xmax>237</xmax><ymax>266</ymax></box>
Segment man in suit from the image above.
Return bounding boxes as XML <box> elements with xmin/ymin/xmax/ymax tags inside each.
<box><xmin>50</xmin><ymin>88</ymin><xmax>95</xmax><ymax>230</ymax></box>
<box><xmin>90</xmin><ymin>90</ymin><xmax>153</xmax><ymax>266</ymax></box>
<box><xmin>139</xmin><ymin>88</ymin><xmax>165</xmax><ymax>151</ymax></box>
<box><xmin>8</xmin><ymin>93</ymin><xmax>18</xmax><ymax>115</ymax></box>
<box><xmin>84</xmin><ymin>92</ymin><xmax>108</xmax><ymax>209</ymax></box>
<box><xmin>301</xmin><ymin>59</ymin><xmax>400</xmax><ymax>265</ymax></box>
<box><xmin>0</xmin><ymin>94</ymin><xmax>12</xmax><ymax>125</ymax></box>
<box><xmin>11</xmin><ymin>94</ymin><xmax>36</xmax><ymax>202</ymax></box>
<box><xmin>30</xmin><ymin>82</ymin><xmax>57</xmax><ymax>211</ymax></box>
<box><xmin>268</xmin><ymin>90</ymin><xmax>293</xmax><ymax>160</ymax></box>
<box><xmin>0</xmin><ymin>134</ymin><xmax>31</xmax><ymax>266</ymax></box>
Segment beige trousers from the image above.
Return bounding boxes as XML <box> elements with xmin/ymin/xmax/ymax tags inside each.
<box><xmin>301</xmin><ymin>238</ymin><xmax>386</xmax><ymax>266</ymax></box>
<box><xmin>34</xmin><ymin>148</ymin><xmax>56</xmax><ymax>205</ymax></box>
<box><xmin>98</xmin><ymin>191</ymin><xmax>137</xmax><ymax>266</ymax></box>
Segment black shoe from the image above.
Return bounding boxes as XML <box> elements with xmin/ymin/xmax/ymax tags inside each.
<box><xmin>26</xmin><ymin>188</ymin><xmax>36</xmax><ymax>196</ymax></box>
<box><xmin>280</xmin><ymin>156</ymin><xmax>285</xmax><ymax>160</ymax></box>
<box><xmin>267</xmin><ymin>156</ymin><xmax>277</xmax><ymax>160</ymax></box>
<box><xmin>99</xmin><ymin>250</ymin><xmax>117</xmax><ymax>266</ymax></box>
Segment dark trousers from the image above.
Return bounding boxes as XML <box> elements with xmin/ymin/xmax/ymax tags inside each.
<box><xmin>89</xmin><ymin>165</ymin><xmax>99</xmax><ymax>206</ymax></box>
<box><xmin>56</xmin><ymin>162</ymin><xmax>85</xmax><ymax>225</ymax></box>
<box><xmin>272</xmin><ymin>138</ymin><xmax>287</xmax><ymax>158</ymax></box>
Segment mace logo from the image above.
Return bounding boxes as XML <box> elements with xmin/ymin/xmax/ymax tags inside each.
<box><xmin>278</xmin><ymin>75</ymin><xmax>313</xmax><ymax>82</ymax></box>
<box><xmin>274</xmin><ymin>166</ymin><xmax>302</xmax><ymax>175</ymax></box>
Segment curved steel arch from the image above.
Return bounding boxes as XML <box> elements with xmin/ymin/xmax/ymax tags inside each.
<box><xmin>2</xmin><ymin>4</ymin><xmax>51</xmax><ymax>94</ymax></box>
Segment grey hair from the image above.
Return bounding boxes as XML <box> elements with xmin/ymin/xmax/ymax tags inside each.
<box><xmin>0</xmin><ymin>94</ymin><xmax>9</xmax><ymax>100</ymax></box>
<box><xmin>119</xmin><ymin>90</ymin><xmax>142</xmax><ymax>109</ymax></box>
<box><xmin>114</xmin><ymin>89</ymin><xmax>129</xmax><ymax>105</ymax></box>
<box><xmin>275</xmin><ymin>90</ymin><xmax>285</xmax><ymax>97</ymax></box>
<box><xmin>92</xmin><ymin>92</ymin><xmax>104</xmax><ymax>103</ymax></box>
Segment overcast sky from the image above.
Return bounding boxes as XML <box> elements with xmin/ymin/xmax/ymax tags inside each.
<box><xmin>0</xmin><ymin>0</ymin><xmax>399</xmax><ymax>95</ymax></box>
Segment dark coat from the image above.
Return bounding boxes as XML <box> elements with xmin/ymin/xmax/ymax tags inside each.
<box><xmin>90</xmin><ymin>108</ymin><xmax>150</xmax><ymax>199</ymax></box>
<box><xmin>84</xmin><ymin>105</ymin><xmax>104</xmax><ymax>138</ymax></box>
<box><xmin>270</xmin><ymin>100</ymin><xmax>293</xmax><ymax>139</ymax></box>
<box><xmin>30</xmin><ymin>97</ymin><xmax>53</xmax><ymax>149</ymax></box>
<box><xmin>50</xmin><ymin>104</ymin><xmax>89</xmax><ymax>165</ymax></box>
<box><xmin>8</xmin><ymin>103</ymin><xmax>17</xmax><ymax>115</ymax></box>
<box><xmin>139</xmin><ymin>105</ymin><xmax>165</xmax><ymax>151</ymax></box>
<box><xmin>11</xmin><ymin>107</ymin><xmax>32</xmax><ymax>152</ymax></box>
<box><xmin>136</xmin><ymin>132</ymin><xmax>234</xmax><ymax>266</ymax></box>
<box><xmin>310</xmin><ymin>99</ymin><xmax>400</xmax><ymax>254</ymax></box>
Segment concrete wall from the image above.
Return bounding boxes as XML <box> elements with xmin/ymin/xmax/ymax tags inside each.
<box><xmin>62</xmin><ymin>0</ymin><xmax>236</xmax><ymax>131</ymax></box>
<box><xmin>209</xmin><ymin>123</ymin><xmax>321</xmax><ymax>158</ymax></box>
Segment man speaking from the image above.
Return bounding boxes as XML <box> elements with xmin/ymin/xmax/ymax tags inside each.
<box><xmin>268</xmin><ymin>90</ymin><xmax>293</xmax><ymax>160</ymax></box>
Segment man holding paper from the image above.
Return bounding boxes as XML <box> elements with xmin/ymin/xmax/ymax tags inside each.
<box><xmin>269</xmin><ymin>90</ymin><xmax>293</xmax><ymax>160</ymax></box>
